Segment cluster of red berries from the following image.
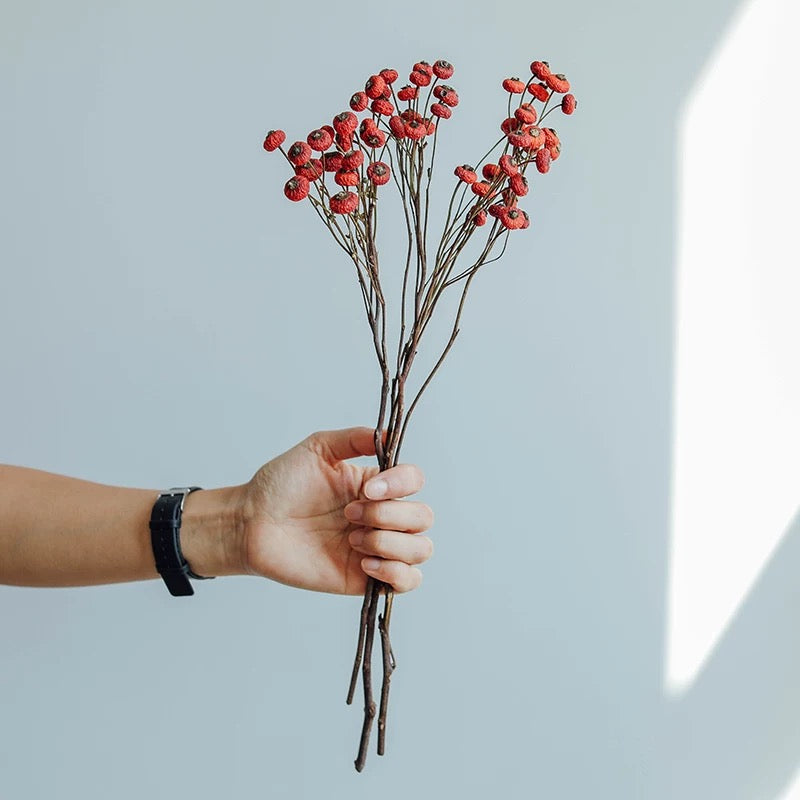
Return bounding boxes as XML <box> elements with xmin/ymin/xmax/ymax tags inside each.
<box><xmin>262</xmin><ymin>60</ymin><xmax>459</xmax><ymax>215</ymax></box>
<box><xmin>453</xmin><ymin>60</ymin><xmax>576</xmax><ymax>232</ymax></box>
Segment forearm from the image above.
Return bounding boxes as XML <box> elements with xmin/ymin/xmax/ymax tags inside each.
<box><xmin>0</xmin><ymin>465</ymin><xmax>246</xmax><ymax>587</ymax></box>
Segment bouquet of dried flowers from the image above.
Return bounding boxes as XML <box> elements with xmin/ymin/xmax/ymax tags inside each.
<box><xmin>262</xmin><ymin>57</ymin><xmax>576</xmax><ymax>771</ymax></box>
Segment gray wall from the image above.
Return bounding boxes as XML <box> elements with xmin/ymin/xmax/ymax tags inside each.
<box><xmin>2</xmin><ymin>1</ymin><xmax>797</xmax><ymax>798</ymax></box>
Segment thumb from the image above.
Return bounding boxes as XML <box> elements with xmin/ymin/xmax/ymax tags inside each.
<box><xmin>306</xmin><ymin>426</ymin><xmax>386</xmax><ymax>464</ymax></box>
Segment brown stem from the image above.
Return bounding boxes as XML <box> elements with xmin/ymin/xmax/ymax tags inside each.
<box><xmin>377</xmin><ymin>588</ymin><xmax>396</xmax><ymax>755</ymax></box>
<box><xmin>354</xmin><ymin>578</ymin><xmax>382</xmax><ymax>772</ymax></box>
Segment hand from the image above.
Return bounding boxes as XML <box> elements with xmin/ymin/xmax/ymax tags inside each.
<box><xmin>239</xmin><ymin>427</ymin><xmax>434</xmax><ymax>594</ymax></box>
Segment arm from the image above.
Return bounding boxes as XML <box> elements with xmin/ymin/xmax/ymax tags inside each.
<box><xmin>0</xmin><ymin>427</ymin><xmax>433</xmax><ymax>594</ymax></box>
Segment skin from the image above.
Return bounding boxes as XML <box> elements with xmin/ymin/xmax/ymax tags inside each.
<box><xmin>0</xmin><ymin>426</ymin><xmax>433</xmax><ymax>594</ymax></box>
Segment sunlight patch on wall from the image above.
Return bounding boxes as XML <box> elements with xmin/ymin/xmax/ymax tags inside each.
<box><xmin>666</xmin><ymin>0</ymin><xmax>800</xmax><ymax>694</ymax></box>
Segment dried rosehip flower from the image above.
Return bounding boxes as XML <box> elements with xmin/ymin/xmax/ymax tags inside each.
<box><xmin>501</xmin><ymin>117</ymin><xmax>519</xmax><ymax>135</ymax></box>
<box><xmin>380</xmin><ymin>68</ymin><xmax>399</xmax><ymax>84</ymax></box>
<box><xmin>509</xmin><ymin>173</ymin><xmax>529</xmax><ymax>196</ymax></box>
<box><xmin>499</xmin><ymin>154</ymin><xmax>519</xmax><ymax>177</ymax></box>
<box><xmin>561</xmin><ymin>94</ymin><xmax>577</xmax><ymax>114</ymax></box>
<box><xmin>502</xmin><ymin>77</ymin><xmax>526</xmax><ymax>94</ymax></box>
<box><xmin>521</xmin><ymin>209</ymin><xmax>530</xmax><ymax>229</ymax></box>
<box><xmin>431</xmin><ymin>102</ymin><xmax>452</xmax><ymax>119</ymax></box>
<box><xmin>546</xmin><ymin>73</ymin><xmax>570</xmax><ymax>93</ymax></box>
<box><xmin>295</xmin><ymin>159</ymin><xmax>324</xmax><ymax>181</ymax></box>
<box><xmin>433</xmin><ymin>59</ymin><xmax>454</xmax><ymax>79</ymax></box>
<box><xmin>404</xmin><ymin>119</ymin><xmax>426</xmax><ymax>140</ymax></box>
<box><xmin>342</xmin><ymin>149</ymin><xmax>364</xmax><ymax>170</ymax></box>
<box><xmin>488</xmin><ymin>203</ymin><xmax>505</xmax><ymax>219</ymax></box>
<box><xmin>413</xmin><ymin>61</ymin><xmax>433</xmax><ymax>76</ymax></box>
<box><xmin>425</xmin><ymin>119</ymin><xmax>436</xmax><ymax>135</ymax></box>
<box><xmin>367</xmin><ymin>161</ymin><xmax>391</xmax><ymax>185</ymax></box>
<box><xmin>471</xmin><ymin>181</ymin><xmax>492</xmax><ymax>197</ymax></box>
<box><xmin>530</xmin><ymin>60</ymin><xmax>551</xmax><ymax>80</ymax></box>
<box><xmin>335</xmin><ymin>132</ymin><xmax>353</xmax><ymax>152</ymax></box>
<box><xmin>400</xmin><ymin>109</ymin><xmax>423</xmax><ymax>122</ymax></box>
<box><xmin>536</xmin><ymin>148</ymin><xmax>551</xmax><ymax>173</ymax></box>
<box><xmin>365</xmin><ymin>75</ymin><xmax>387</xmax><ymax>99</ymax></box>
<box><xmin>482</xmin><ymin>163</ymin><xmax>501</xmax><ymax>181</ymax></box>
<box><xmin>543</xmin><ymin>127</ymin><xmax>560</xmax><ymax>148</ymax></box>
<box><xmin>440</xmin><ymin>90</ymin><xmax>459</xmax><ymax>108</ymax></box>
<box><xmin>322</xmin><ymin>151</ymin><xmax>344</xmax><ymax>172</ymax></box>
<box><xmin>383</xmin><ymin>118</ymin><xmax>402</xmax><ymax>140</ymax></box>
<box><xmin>528</xmin><ymin>126</ymin><xmax>546</xmax><ymax>150</ymax></box>
<box><xmin>284</xmin><ymin>175</ymin><xmax>309</xmax><ymax>201</ymax></box>
<box><xmin>361</xmin><ymin>129</ymin><xmax>387</xmax><ymax>148</ymax></box>
<box><xmin>508</xmin><ymin>131</ymin><xmax>534</xmax><ymax>149</ymax></box>
<box><xmin>307</xmin><ymin>128</ymin><xmax>333</xmax><ymax>152</ymax></box>
<box><xmin>500</xmin><ymin>207</ymin><xmax>526</xmax><ymax>230</ymax></box>
<box><xmin>472</xmin><ymin>207</ymin><xmax>487</xmax><ymax>226</ymax></box>
<box><xmin>371</xmin><ymin>98</ymin><xmax>395</xmax><ymax>116</ymax></box>
<box><xmin>409</xmin><ymin>70</ymin><xmax>431</xmax><ymax>87</ymax></box>
<box><xmin>334</xmin><ymin>169</ymin><xmax>360</xmax><ymax>187</ymax></box>
<box><xmin>287</xmin><ymin>141</ymin><xmax>312</xmax><ymax>166</ymax></box>
<box><xmin>381</xmin><ymin>85</ymin><xmax>392</xmax><ymax>99</ymax></box>
<box><xmin>397</xmin><ymin>85</ymin><xmax>419</xmax><ymax>101</ymax></box>
<box><xmin>263</xmin><ymin>129</ymin><xmax>286</xmax><ymax>152</ymax></box>
<box><xmin>350</xmin><ymin>92</ymin><xmax>369</xmax><ymax>112</ymax></box>
<box><xmin>454</xmin><ymin>164</ymin><xmax>478</xmax><ymax>184</ymax></box>
<box><xmin>333</xmin><ymin>111</ymin><xmax>358</xmax><ymax>135</ymax></box>
<box><xmin>515</xmin><ymin>103</ymin><xmax>538</xmax><ymax>125</ymax></box>
<box><xmin>322</xmin><ymin>124</ymin><xmax>336</xmax><ymax>138</ymax></box>
<box><xmin>527</xmin><ymin>82</ymin><xmax>550</xmax><ymax>102</ymax></box>
<box><xmin>329</xmin><ymin>191</ymin><xmax>359</xmax><ymax>214</ymax></box>
<box><xmin>549</xmin><ymin>143</ymin><xmax>562</xmax><ymax>161</ymax></box>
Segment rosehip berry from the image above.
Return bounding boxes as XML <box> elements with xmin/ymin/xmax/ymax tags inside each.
<box><xmin>409</xmin><ymin>70</ymin><xmax>431</xmax><ymax>87</ymax></box>
<box><xmin>400</xmin><ymin>109</ymin><xmax>422</xmax><ymax>122</ymax></box>
<box><xmin>342</xmin><ymin>149</ymin><xmax>364</xmax><ymax>170</ymax></box>
<box><xmin>371</xmin><ymin>98</ymin><xmax>395</xmax><ymax>116</ymax></box>
<box><xmin>335</xmin><ymin>132</ymin><xmax>353</xmax><ymax>152</ymax></box>
<box><xmin>515</xmin><ymin>103</ymin><xmax>538</xmax><ymax>125</ymax></box>
<box><xmin>482</xmin><ymin>163</ymin><xmax>501</xmax><ymax>181</ymax></box>
<box><xmin>284</xmin><ymin>175</ymin><xmax>309</xmax><ymax>201</ymax></box>
<box><xmin>350</xmin><ymin>92</ymin><xmax>369</xmax><ymax>112</ymax></box>
<box><xmin>527</xmin><ymin>82</ymin><xmax>550</xmax><ymax>102</ymax></box>
<box><xmin>333</xmin><ymin>111</ymin><xmax>358</xmax><ymax>135</ymax></box>
<box><xmin>471</xmin><ymin>181</ymin><xmax>492</xmax><ymax>197</ymax></box>
<box><xmin>425</xmin><ymin>119</ymin><xmax>436</xmax><ymax>135</ymax></box>
<box><xmin>380</xmin><ymin>68</ymin><xmax>399</xmax><ymax>85</ymax></box>
<box><xmin>295</xmin><ymin>159</ymin><xmax>323</xmax><ymax>181</ymax></box>
<box><xmin>500</xmin><ymin>208</ymin><xmax>526</xmax><ymax>230</ymax></box>
<box><xmin>287</xmin><ymin>141</ymin><xmax>312</xmax><ymax>166</ymax></box>
<box><xmin>528</xmin><ymin>127</ymin><xmax>546</xmax><ymax>150</ymax></box>
<box><xmin>361</xmin><ymin>129</ymin><xmax>387</xmax><ymax>148</ymax></box>
<box><xmin>508</xmin><ymin>132</ymin><xmax>534</xmax><ymax>149</ymax></box>
<box><xmin>472</xmin><ymin>207</ymin><xmax>487</xmax><ymax>226</ymax></box>
<box><xmin>307</xmin><ymin>128</ymin><xmax>333</xmax><ymax>152</ymax></box>
<box><xmin>413</xmin><ymin>61</ymin><xmax>433</xmax><ymax>76</ymax></box>
<box><xmin>530</xmin><ymin>61</ymin><xmax>551</xmax><ymax>80</ymax></box>
<box><xmin>263</xmin><ymin>129</ymin><xmax>286</xmax><ymax>152</ymax></box>
<box><xmin>329</xmin><ymin>191</ymin><xmax>359</xmax><ymax>214</ymax></box>
<box><xmin>440</xmin><ymin>89</ymin><xmax>459</xmax><ymax>108</ymax></box>
<box><xmin>334</xmin><ymin>169</ymin><xmax>359</xmax><ymax>187</ymax></box>
<box><xmin>502</xmin><ymin>77</ymin><xmax>526</xmax><ymax>94</ymax></box>
<box><xmin>488</xmin><ymin>203</ymin><xmax>505</xmax><ymax>218</ymax></box>
<box><xmin>397</xmin><ymin>85</ymin><xmax>419</xmax><ymax>101</ymax></box>
<box><xmin>454</xmin><ymin>164</ymin><xmax>478</xmax><ymax>184</ymax></box>
<box><xmin>365</xmin><ymin>75</ymin><xmax>387</xmax><ymax>99</ymax></box>
<box><xmin>561</xmin><ymin>94</ymin><xmax>577</xmax><ymax>114</ymax></box>
<box><xmin>543</xmin><ymin>127</ymin><xmax>560</xmax><ymax>148</ymax></box>
<box><xmin>509</xmin><ymin>173</ymin><xmax>528</xmax><ymax>196</ymax></box>
<box><xmin>501</xmin><ymin>117</ymin><xmax>519</xmax><ymax>135</ymax></box>
<box><xmin>433</xmin><ymin>59</ymin><xmax>454</xmax><ymax>79</ymax></box>
<box><xmin>367</xmin><ymin>161</ymin><xmax>391</xmax><ymax>185</ymax></box>
<box><xmin>536</xmin><ymin>148</ymin><xmax>551</xmax><ymax>173</ymax></box>
<box><xmin>521</xmin><ymin>210</ymin><xmax>530</xmax><ymax>229</ymax></box>
<box><xmin>322</xmin><ymin>151</ymin><xmax>344</xmax><ymax>172</ymax></box>
<box><xmin>499</xmin><ymin>154</ymin><xmax>519</xmax><ymax>177</ymax></box>
<box><xmin>431</xmin><ymin>102</ymin><xmax>452</xmax><ymax>119</ymax></box>
<box><xmin>546</xmin><ymin>73</ymin><xmax>570</xmax><ymax>93</ymax></box>
<box><xmin>389</xmin><ymin>116</ymin><xmax>406</xmax><ymax>138</ymax></box>
<box><xmin>549</xmin><ymin>143</ymin><xmax>561</xmax><ymax>161</ymax></box>
<box><xmin>404</xmin><ymin>119</ymin><xmax>426</xmax><ymax>140</ymax></box>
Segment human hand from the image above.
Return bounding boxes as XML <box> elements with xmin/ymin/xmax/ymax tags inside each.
<box><xmin>238</xmin><ymin>427</ymin><xmax>434</xmax><ymax>594</ymax></box>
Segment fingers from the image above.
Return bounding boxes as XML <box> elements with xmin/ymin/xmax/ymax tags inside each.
<box><xmin>349</xmin><ymin>528</ymin><xmax>434</xmax><ymax>566</ymax></box>
<box><xmin>363</xmin><ymin>463</ymin><xmax>425</xmax><ymax>500</ymax></box>
<box><xmin>345</xmin><ymin>498</ymin><xmax>433</xmax><ymax>533</ymax></box>
<box><xmin>304</xmin><ymin>427</ymin><xmax>386</xmax><ymax>463</ymax></box>
<box><xmin>360</xmin><ymin>556</ymin><xmax>423</xmax><ymax>593</ymax></box>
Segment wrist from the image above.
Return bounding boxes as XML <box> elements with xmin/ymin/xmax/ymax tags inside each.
<box><xmin>179</xmin><ymin>485</ymin><xmax>248</xmax><ymax>578</ymax></box>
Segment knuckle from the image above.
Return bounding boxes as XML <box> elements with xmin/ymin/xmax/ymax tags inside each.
<box><xmin>368</xmin><ymin>529</ymin><xmax>390</xmax><ymax>557</ymax></box>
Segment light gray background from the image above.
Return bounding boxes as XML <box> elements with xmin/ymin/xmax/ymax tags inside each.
<box><xmin>2</xmin><ymin>1</ymin><xmax>797</xmax><ymax>798</ymax></box>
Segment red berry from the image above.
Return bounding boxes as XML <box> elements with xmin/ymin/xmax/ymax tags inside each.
<box><xmin>284</xmin><ymin>175</ymin><xmax>309</xmax><ymax>201</ymax></box>
<box><xmin>295</xmin><ymin>159</ymin><xmax>323</xmax><ymax>181</ymax></box>
<box><xmin>508</xmin><ymin>131</ymin><xmax>533</xmax><ymax>149</ymax></box>
<box><xmin>509</xmin><ymin>173</ymin><xmax>528</xmax><ymax>196</ymax></box>
<box><xmin>361</xmin><ymin>129</ymin><xmax>387</xmax><ymax>148</ymax></box>
<box><xmin>350</xmin><ymin>92</ymin><xmax>369</xmax><ymax>112</ymax></box>
<box><xmin>307</xmin><ymin>128</ymin><xmax>333</xmax><ymax>152</ymax></box>
<box><xmin>546</xmin><ymin>73</ymin><xmax>570</xmax><ymax>94</ymax></box>
<box><xmin>482</xmin><ymin>163</ymin><xmax>501</xmax><ymax>181</ymax></box>
<box><xmin>367</xmin><ymin>161</ymin><xmax>391</xmax><ymax>185</ymax></box>
<box><xmin>433</xmin><ymin>59</ymin><xmax>454</xmax><ymax>79</ymax></box>
<box><xmin>431</xmin><ymin>102</ymin><xmax>452</xmax><ymax>119</ymax></box>
<box><xmin>440</xmin><ymin>89</ymin><xmax>459</xmax><ymax>108</ymax></box>
<box><xmin>404</xmin><ymin>119</ymin><xmax>426</xmax><ymax>140</ymax></box>
<box><xmin>413</xmin><ymin>61</ymin><xmax>433</xmax><ymax>76</ymax></box>
<box><xmin>521</xmin><ymin>210</ymin><xmax>530</xmax><ymax>229</ymax></box>
<box><xmin>334</xmin><ymin>169</ymin><xmax>359</xmax><ymax>187</ymax></box>
<box><xmin>515</xmin><ymin>103</ymin><xmax>538</xmax><ymax>125</ymax></box>
<box><xmin>543</xmin><ymin>128</ymin><xmax>560</xmax><ymax>148</ymax></box>
<box><xmin>535</xmin><ymin>148</ymin><xmax>551</xmax><ymax>173</ymax></box>
<box><xmin>549</xmin><ymin>143</ymin><xmax>562</xmax><ymax>161</ymax></box>
<box><xmin>342</xmin><ymin>149</ymin><xmax>364</xmax><ymax>170</ymax></box>
<box><xmin>561</xmin><ymin>94</ymin><xmax>577</xmax><ymax>114</ymax></box>
<box><xmin>488</xmin><ymin>203</ymin><xmax>505</xmax><ymax>219</ymax></box>
<box><xmin>329</xmin><ymin>191</ymin><xmax>359</xmax><ymax>214</ymax></box>
<box><xmin>502</xmin><ymin>77</ymin><xmax>525</xmax><ymax>94</ymax></box>
<box><xmin>287</xmin><ymin>141</ymin><xmax>312</xmax><ymax>166</ymax></box>
<box><xmin>530</xmin><ymin>61</ymin><xmax>551</xmax><ymax>80</ymax></box>
<box><xmin>409</xmin><ymin>70</ymin><xmax>431</xmax><ymax>87</ymax></box>
<box><xmin>528</xmin><ymin>127</ymin><xmax>545</xmax><ymax>150</ymax></box>
<box><xmin>380</xmin><ymin>68</ymin><xmax>399</xmax><ymax>85</ymax></box>
<box><xmin>365</xmin><ymin>75</ymin><xmax>387</xmax><ymax>99</ymax></box>
<box><xmin>425</xmin><ymin>119</ymin><xmax>436</xmax><ymax>135</ymax></box>
<box><xmin>333</xmin><ymin>111</ymin><xmax>358</xmax><ymax>135</ymax></box>
<box><xmin>500</xmin><ymin>208</ymin><xmax>526</xmax><ymax>230</ymax></box>
<box><xmin>501</xmin><ymin>117</ymin><xmax>519</xmax><ymax>135</ymax></box>
<box><xmin>400</xmin><ymin>109</ymin><xmax>423</xmax><ymax>122</ymax></box>
<box><xmin>454</xmin><ymin>164</ymin><xmax>478</xmax><ymax>184</ymax></box>
<box><xmin>388</xmin><ymin>116</ymin><xmax>406</xmax><ymax>139</ymax></box>
<box><xmin>472</xmin><ymin>208</ymin><xmax>487</xmax><ymax>226</ymax></box>
<box><xmin>371</xmin><ymin>98</ymin><xmax>394</xmax><ymax>116</ymax></box>
<box><xmin>263</xmin><ymin>129</ymin><xmax>286</xmax><ymax>152</ymax></box>
<box><xmin>527</xmin><ymin>82</ymin><xmax>550</xmax><ymax>102</ymax></box>
<box><xmin>322</xmin><ymin>151</ymin><xmax>344</xmax><ymax>172</ymax></box>
<box><xmin>471</xmin><ymin>181</ymin><xmax>492</xmax><ymax>197</ymax></box>
<box><xmin>499</xmin><ymin>154</ymin><xmax>519</xmax><ymax>177</ymax></box>
<box><xmin>335</xmin><ymin>132</ymin><xmax>353</xmax><ymax>152</ymax></box>
<box><xmin>397</xmin><ymin>85</ymin><xmax>419</xmax><ymax>101</ymax></box>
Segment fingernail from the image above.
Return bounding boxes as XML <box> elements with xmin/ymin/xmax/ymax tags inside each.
<box><xmin>366</xmin><ymin>478</ymin><xmax>388</xmax><ymax>499</ymax></box>
<box><xmin>362</xmin><ymin>557</ymin><xmax>381</xmax><ymax>572</ymax></box>
<box><xmin>345</xmin><ymin>503</ymin><xmax>363</xmax><ymax>521</ymax></box>
<box><xmin>349</xmin><ymin>528</ymin><xmax>365</xmax><ymax>546</ymax></box>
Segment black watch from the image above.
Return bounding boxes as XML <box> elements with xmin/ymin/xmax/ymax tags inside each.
<box><xmin>149</xmin><ymin>487</ymin><xmax>215</xmax><ymax>597</ymax></box>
